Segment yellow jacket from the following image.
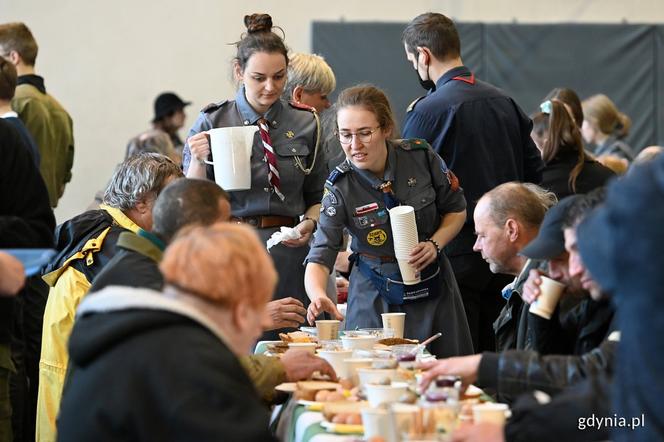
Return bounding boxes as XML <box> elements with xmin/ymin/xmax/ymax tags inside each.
<box><xmin>36</xmin><ymin>205</ymin><xmax>139</xmax><ymax>442</ymax></box>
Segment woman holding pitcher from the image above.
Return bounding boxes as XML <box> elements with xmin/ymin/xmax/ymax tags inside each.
<box><xmin>183</xmin><ymin>14</ymin><xmax>326</xmax><ymax>340</ymax></box>
<box><xmin>304</xmin><ymin>85</ymin><xmax>473</xmax><ymax>358</ymax></box>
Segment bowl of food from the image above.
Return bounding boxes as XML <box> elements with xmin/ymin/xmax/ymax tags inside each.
<box><xmin>341</xmin><ymin>335</ymin><xmax>378</xmax><ymax>351</ymax></box>
<box><xmin>365</xmin><ymin>382</ymin><xmax>409</xmax><ymax>407</ymax></box>
<box><xmin>357</xmin><ymin>368</ymin><xmax>398</xmax><ymax>387</ymax></box>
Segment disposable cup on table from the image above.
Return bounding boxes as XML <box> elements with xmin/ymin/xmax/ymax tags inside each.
<box><xmin>529</xmin><ymin>276</ymin><xmax>566</xmax><ymax>319</ymax></box>
<box><xmin>472</xmin><ymin>403</ymin><xmax>509</xmax><ymax>425</ymax></box>
<box><xmin>361</xmin><ymin>407</ymin><xmax>396</xmax><ymax>442</ymax></box>
<box><xmin>316</xmin><ymin>319</ymin><xmax>340</xmax><ymax>340</ymax></box>
<box><xmin>382</xmin><ymin>312</ymin><xmax>406</xmax><ymax>338</ymax></box>
<box><xmin>317</xmin><ymin>349</ymin><xmax>353</xmax><ymax>379</ymax></box>
<box><xmin>203</xmin><ymin>126</ymin><xmax>257</xmax><ymax>191</ymax></box>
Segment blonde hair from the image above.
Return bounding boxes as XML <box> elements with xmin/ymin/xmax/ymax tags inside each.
<box><xmin>283</xmin><ymin>53</ymin><xmax>336</xmax><ymax>99</ymax></box>
<box><xmin>582</xmin><ymin>94</ymin><xmax>631</xmax><ymax>139</ymax></box>
<box><xmin>597</xmin><ymin>154</ymin><xmax>629</xmax><ymax>176</ymax></box>
<box><xmin>160</xmin><ymin>223</ymin><xmax>277</xmax><ymax>308</ymax></box>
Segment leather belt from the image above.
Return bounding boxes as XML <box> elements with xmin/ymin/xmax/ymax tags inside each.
<box><xmin>358</xmin><ymin>252</ymin><xmax>397</xmax><ymax>263</ymax></box>
<box><xmin>231</xmin><ymin>215</ymin><xmax>298</xmax><ymax>229</ymax></box>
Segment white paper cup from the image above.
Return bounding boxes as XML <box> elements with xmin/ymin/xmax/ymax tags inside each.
<box><xmin>391</xmin><ymin>403</ymin><xmax>419</xmax><ymax>437</ymax></box>
<box><xmin>397</xmin><ymin>258</ymin><xmax>420</xmax><ymax>285</ymax></box>
<box><xmin>287</xmin><ymin>342</ymin><xmax>317</xmax><ymax>354</ymax></box>
<box><xmin>316</xmin><ymin>319</ymin><xmax>340</xmax><ymax>341</ymax></box>
<box><xmin>357</xmin><ymin>368</ymin><xmax>398</xmax><ymax>387</ymax></box>
<box><xmin>317</xmin><ymin>349</ymin><xmax>353</xmax><ymax>379</ymax></box>
<box><xmin>382</xmin><ymin>312</ymin><xmax>406</xmax><ymax>338</ymax></box>
<box><xmin>206</xmin><ymin>126</ymin><xmax>257</xmax><ymax>191</ymax></box>
<box><xmin>472</xmin><ymin>403</ymin><xmax>509</xmax><ymax>425</ymax></box>
<box><xmin>529</xmin><ymin>276</ymin><xmax>566</xmax><ymax>319</ymax></box>
<box><xmin>361</xmin><ymin>408</ymin><xmax>394</xmax><ymax>442</ymax></box>
<box><xmin>365</xmin><ymin>382</ymin><xmax>409</xmax><ymax>407</ymax></box>
<box><xmin>343</xmin><ymin>358</ymin><xmax>374</xmax><ymax>386</ymax></box>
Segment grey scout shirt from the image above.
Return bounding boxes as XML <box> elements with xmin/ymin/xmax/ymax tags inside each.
<box><xmin>306</xmin><ymin>139</ymin><xmax>467</xmax><ymax>272</ymax></box>
<box><xmin>182</xmin><ymin>87</ymin><xmax>326</xmax><ymax>218</ymax></box>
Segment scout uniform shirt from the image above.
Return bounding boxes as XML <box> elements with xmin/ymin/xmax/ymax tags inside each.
<box><xmin>306</xmin><ymin>139</ymin><xmax>466</xmax><ymax>271</ymax></box>
<box><xmin>181</xmin><ymin>86</ymin><xmax>326</xmax><ymax>218</ymax></box>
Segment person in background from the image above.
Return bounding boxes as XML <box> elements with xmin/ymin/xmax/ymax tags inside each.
<box><xmin>529</xmin><ymin>111</ymin><xmax>548</xmax><ymax>152</ymax></box>
<box><xmin>150</xmin><ymin>92</ymin><xmax>190</xmax><ymax>157</ymax></box>
<box><xmin>596</xmin><ymin>154</ymin><xmax>628</xmax><ymax>176</ymax></box>
<box><xmin>0</xmin><ymin>252</ymin><xmax>24</xmax><ymax>442</ymax></box>
<box><xmin>401</xmin><ymin>12</ymin><xmax>543</xmax><ymax>353</ymax></box>
<box><xmin>0</xmin><ymin>57</ymin><xmax>39</xmax><ymax>167</ymax></box>
<box><xmin>0</xmin><ymin>118</ymin><xmax>54</xmax><ymax>442</ymax></box>
<box><xmin>305</xmin><ymin>85</ymin><xmax>472</xmax><ymax>358</ymax></box>
<box><xmin>36</xmin><ymin>153</ymin><xmax>183</xmax><ymax>442</ymax></box>
<box><xmin>543</xmin><ymin>87</ymin><xmax>584</xmax><ymax>129</ymax></box>
<box><xmin>0</xmin><ymin>22</ymin><xmax>74</xmax><ymax>208</ymax></box>
<box><xmin>472</xmin><ymin>182</ymin><xmax>555</xmax><ymax>352</ymax></box>
<box><xmin>57</xmin><ymin>224</ymin><xmax>281</xmax><ymax>441</ymax></box>
<box><xmin>184</xmin><ymin>14</ymin><xmax>327</xmax><ymax>341</ymax></box>
<box><xmin>125</xmin><ymin>128</ymin><xmax>180</xmax><ymax>164</ymax></box>
<box><xmin>581</xmin><ymin>94</ymin><xmax>635</xmax><ymax>161</ymax></box>
<box><xmin>538</xmin><ymin>99</ymin><xmax>615</xmax><ymax>199</ymax></box>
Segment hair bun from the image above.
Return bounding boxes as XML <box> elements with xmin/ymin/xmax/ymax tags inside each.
<box><xmin>244</xmin><ymin>13</ymin><xmax>273</xmax><ymax>33</ymax></box>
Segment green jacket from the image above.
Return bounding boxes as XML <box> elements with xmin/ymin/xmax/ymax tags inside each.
<box><xmin>12</xmin><ymin>80</ymin><xmax>74</xmax><ymax>207</ymax></box>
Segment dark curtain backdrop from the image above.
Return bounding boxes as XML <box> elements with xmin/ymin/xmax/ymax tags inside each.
<box><xmin>313</xmin><ymin>22</ymin><xmax>664</xmax><ymax>151</ymax></box>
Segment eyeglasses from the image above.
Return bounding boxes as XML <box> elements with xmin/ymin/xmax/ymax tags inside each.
<box><xmin>336</xmin><ymin>127</ymin><xmax>381</xmax><ymax>145</ymax></box>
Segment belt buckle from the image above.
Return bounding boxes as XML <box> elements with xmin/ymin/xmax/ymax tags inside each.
<box><xmin>247</xmin><ymin>217</ymin><xmax>260</xmax><ymax>227</ymax></box>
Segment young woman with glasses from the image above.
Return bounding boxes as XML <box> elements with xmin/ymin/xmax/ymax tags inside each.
<box><xmin>303</xmin><ymin>85</ymin><xmax>473</xmax><ymax>358</ymax></box>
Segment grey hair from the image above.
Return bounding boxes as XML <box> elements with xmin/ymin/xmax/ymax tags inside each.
<box><xmin>282</xmin><ymin>52</ymin><xmax>336</xmax><ymax>100</ymax></box>
<box><xmin>103</xmin><ymin>153</ymin><xmax>184</xmax><ymax>210</ymax></box>
<box><xmin>483</xmin><ymin>182</ymin><xmax>557</xmax><ymax>229</ymax></box>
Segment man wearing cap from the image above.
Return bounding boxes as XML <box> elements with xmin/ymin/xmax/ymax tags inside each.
<box><xmin>472</xmin><ymin>182</ymin><xmax>555</xmax><ymax>352</ymax></box>
<box><xmin>151</xmin><ymin>92</ymin><xmax>190</xmax><ymax>156</ymax></box>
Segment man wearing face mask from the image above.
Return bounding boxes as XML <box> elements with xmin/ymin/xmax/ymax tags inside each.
<box><xmin>401</xmin><ymin>13</ymin><xmax>544</xmax><ymax>353</ymax></box>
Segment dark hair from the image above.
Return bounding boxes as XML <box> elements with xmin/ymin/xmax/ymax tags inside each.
<box><xmin>335</xmin><ymin>85</ymin><xmax>397</xmax><ymax>138</ymax></box>
<box><xmin>544</xmin><ymin>87</ymin><xmax>583</xmax><ymax>128</ymax></box>
<box><xmin>0</xmin><ymin>22</ymin><xmax>38</xmax><ymax>66</ymax></box>
<box><xmin>152</xmin><ymin>178</ymin><xmax>230</xmax><ymax>243</ymax></box>
<box><xmin>563</xmin><ymin>187</ymin><xmax>606</xmax><ymax>229</ymax></box>
<box><xmin>0</xmin><ymin>57</ymin><xmax>17</xmax><ymax>100</ymax></box>
<box><xmin>402</xmin><ymin>13</ymin><xmax>460</xmax><ymax>61</ymax></box>
<box><xmin>542</xmin><ymin>99</ymin><xmax>586</xmax><ymax>193</ymax></box>
<box><xmin>234</xmin><ymin>13</ymin><xmax>288</xmax><ymax>72</ymax></box>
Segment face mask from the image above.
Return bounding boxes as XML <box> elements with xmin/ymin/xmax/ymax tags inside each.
<box><xmin>415</xmin><ymin>52</ymin><xmax>436</xmax><ymax>92</ymax></box>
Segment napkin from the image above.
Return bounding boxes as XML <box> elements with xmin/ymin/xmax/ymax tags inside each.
<box><xmin>266</xmin><ymin>226</ymin><xmax>302</xmax><ymax>251</ymax></box>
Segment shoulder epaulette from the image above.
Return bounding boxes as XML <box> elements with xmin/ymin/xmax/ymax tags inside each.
<box><xmin>288</xmin><ymin>101</ymin><xmax>317</xmax><ymax>113</ymax></box>
<box><xmin>325</xmin><ymin>161</ymin><xmax>351</xmax><ymax>186</ymax></box>
<box><xmin>406</xmin><ymin>96</ymin><xmax>425</xmax><ymax>113</ymax></box>
<box><xmin>397</xmin><ymin>138</ymin><xmax>430</xmax><ymax>151</ymax></box>
<box><xmin>201</xmin><ymin>100</ymin><xmax>228</xmax><ymax>114</ymax></box>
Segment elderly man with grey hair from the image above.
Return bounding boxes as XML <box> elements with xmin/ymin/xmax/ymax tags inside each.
<box><xmin>36</xmin><ymin>153</ymin><xmax>183</xmax><ymax>442</ymax></box>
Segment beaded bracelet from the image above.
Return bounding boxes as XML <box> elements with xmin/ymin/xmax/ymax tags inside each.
<box><xmin>425</xmin><ymin>238</ymin><xmax>441</xmax><ymax>253</ymax></box>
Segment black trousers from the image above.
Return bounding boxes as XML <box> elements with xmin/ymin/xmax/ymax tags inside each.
<box><xmin>450</xmin><ymin>252</ymin><xmax>512</xmax><ymax>353</ymax></box>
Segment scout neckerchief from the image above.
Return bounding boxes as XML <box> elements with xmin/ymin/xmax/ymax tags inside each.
<box><xmin>352</xmin><ymin>145</ymin><xmax>399</xmax><ymax>209</ymax></box>
<box><xmin>258</xmin><ymin>118</ymin><xmax>285</xmax><ymax>201</ymax></box>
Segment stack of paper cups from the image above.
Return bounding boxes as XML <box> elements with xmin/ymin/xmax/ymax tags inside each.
<box><xmin>388</xmin><ymin>206</ymin><xmax>421</xmax><ymax>285</ymax></box>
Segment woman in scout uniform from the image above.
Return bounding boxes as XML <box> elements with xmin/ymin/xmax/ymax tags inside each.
<box><xmin>183</xmin><ymin>14</ymin><xmax>326</xmax><ymax>340</ymax></box>
<box><xmin>304</xmin><ymin>85</ymin><xmax>473</xmax><ymax>358</ymax></box>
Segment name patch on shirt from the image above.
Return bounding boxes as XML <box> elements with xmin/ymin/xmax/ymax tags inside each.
<box><xmin>367</xmin><ymin>229</ymin><xmax>387</xmax><ymax>246</ymax></box>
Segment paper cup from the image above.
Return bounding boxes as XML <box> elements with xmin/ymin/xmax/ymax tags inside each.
<box><xmin>529</xmin><ymin>276</ymin><xmax>566</xmax><ymax>319</ymax></box>
<box><xmin>397</xmin><ymin>258</ymin><xmax>420</xmax><ymax>285</ymax></box>
<box><xmin>317</xmin><ymin>349</ymin><xmax>354</xmax><ymax>379</ymax></box>
<box><xmin>472</xmin><ymin>403</ymin><xmax>509</xmax><ymax>425</ymax></box>
<box><xmin>343</xmin><ymin>358</ymin><xmax>374</xmax><ymax>386</ymax></box>
<box><xmin>316</xmin><ymin>319</ymin><xmax>340</xmax><ymax>340</ymax></box>
<box><xmin>382</xmin><ymin>312</ymin><xmax>406</xmax><ymax>338</ymax></box>
<box><xmin>206</xmin><ymin>126</ymin><xmax>257</xmax><ymax>191</ymax></box>
<box><xmin>361</xmin><ymin>408</ymin><xmax>395</xmax><ymax>442</ymax></box>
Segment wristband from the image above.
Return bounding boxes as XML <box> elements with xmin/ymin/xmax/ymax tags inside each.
<box><xmin>425</xmin><ymin>238</ymin><xmax>441</xmax><ymax>253</ymax></box>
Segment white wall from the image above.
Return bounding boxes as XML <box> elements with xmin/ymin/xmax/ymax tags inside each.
<box><xmin>5</xmin><ymin>0</ymin><xmax>664</xmax><ymax>222</ymax></box>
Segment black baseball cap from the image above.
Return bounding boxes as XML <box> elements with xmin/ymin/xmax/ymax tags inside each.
<box><xmin>153</xmin><ymin>92</ymin><xmax>191</xmax><ymax>122</ymax></box>
<box><xmin>520</xmin><ymin>195</ymin><xmax>582</xmax><ymax>260</ymax></box>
